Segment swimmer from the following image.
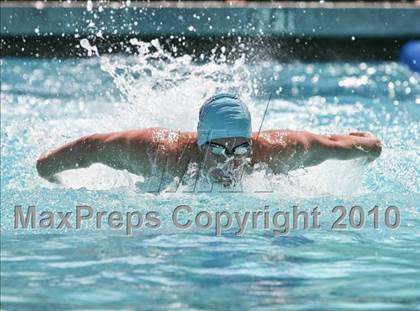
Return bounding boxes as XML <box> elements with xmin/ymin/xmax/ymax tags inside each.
<box><xmin>36</xmin><ymin>93</ymin><xmax>382</xmax><ymax>186</ymax></box>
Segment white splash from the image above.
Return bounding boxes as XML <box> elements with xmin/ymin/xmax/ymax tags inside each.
<box><xmin>80</xmin><ymin>38</ymin><xmax>99</xmax><ymax>57</ymax></box>
<box><xmin>338</xmin><ymin>75</ymin><xmax>370</xmax><ymax>88</ymax></box>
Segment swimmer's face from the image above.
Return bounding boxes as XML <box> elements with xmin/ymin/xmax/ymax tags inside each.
<box><xmin>201</xmin><ymin>137</ymin><xmax>252</xmax><ymax>186</ymax></box>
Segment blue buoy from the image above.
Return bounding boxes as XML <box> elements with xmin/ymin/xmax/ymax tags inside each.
<box><xmin>400</xmin><ymin>40</ymin><xmax>420</xmax><ymax>73</ymax></box>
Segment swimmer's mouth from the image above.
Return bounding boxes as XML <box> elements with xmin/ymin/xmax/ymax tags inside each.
<box><xmin>209</xmin><ymin>168</ymin><xmax>237</xmax><ymax>187</ymax></box>
<box><xmin>207</xmin><ymin>158</ymin><xmax>249</xmax><ymax>187</ymax></box>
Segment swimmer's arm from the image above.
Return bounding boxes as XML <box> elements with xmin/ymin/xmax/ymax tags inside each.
<box><xmin>36</xmin><ymin>130</ymin><xmax>152</xmax><ymax>182</ymax></box>
<box><xmin>36</xmin><ymin>134</ymin><xmax>101</xmax><ymax>182</ymax></box>
<box><xmin>301</xmin><ymin>131</ymin><xmax>382</xmax><ymax>167</ymax></box>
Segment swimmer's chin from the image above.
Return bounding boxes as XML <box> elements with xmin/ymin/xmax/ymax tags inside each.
<box><xmin>206</xmin><ymin>168</ymin><xmax>243</xmax><ymax>187</ymax></box>
<box><xmin>209</xmin><ymin>175</ymin><xmax>236</xmax><ymax>187</ymax></box>
<box><xmin>222</xmin><ymin>180</ymin><xmax>234</xmax><ymax>188</ymax></box>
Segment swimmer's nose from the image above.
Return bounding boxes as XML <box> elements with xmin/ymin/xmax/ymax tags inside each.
<box><xmin>218</xmin><ymin>153</ymin><xmax>234</xmax><ymax>161</ymax></box>
<box><xmin>225</xmin><ymin>156</ymin><xmax>248</xmax><ymax>170</ymax></box>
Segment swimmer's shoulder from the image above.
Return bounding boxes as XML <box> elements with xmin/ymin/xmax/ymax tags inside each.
<box><xmin>251</xmin><ymin>130</ymin><xmax>284</xmax><ymax>163</ymax></box>
<box><xmin>142</xmin><ymin>128</ymin><xmax>200</xmax><ymax>156</ymax></box>
<box><xmin>178</xmin><ymin>132</ymin><xmax>200</xmax><ymax>158</ymax></box>
<box><xmin>251</xmin><ymin>129</ymin><xmax>291</xmax><ymax>146</ymax></box>
<box><xmin>251</xmin><ymin>129</ymin><xmax>307</xmax><ymax>163</ymax></box>
<box><xmin>125</xmin><ymin>128</ymin><xmax>180</xmax><ymax>143</ymax></box>
<box><xmin>252</xmin><ymin>129</ymin><xmax>311</xmax><ymax>146</ymax></box>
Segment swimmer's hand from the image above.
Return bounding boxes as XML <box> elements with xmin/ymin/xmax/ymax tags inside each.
<box><xmin>36</xmin><ymin>134</ymin><xmax>100</xmax><ymax>183</ymax></box>
<box><xmin>299</xmin><ymin>130</ymin><xmax>382</xmax><ymax>168</ymax></box>
<box><xmin>348</xmin><ymin>132</ymin><xmax>382</xmax><ymax>162</ymax></box>
<box><xmin>36</xmin><ymin>152</ymin><xmax>62</xmax><ymax>184</ymax></box>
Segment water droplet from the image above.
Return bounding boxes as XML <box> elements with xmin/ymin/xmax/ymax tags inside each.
<box><xmin>86</xmin><ymin>0</ymin><xmax>93</xmax><ymax>12</ymax></box>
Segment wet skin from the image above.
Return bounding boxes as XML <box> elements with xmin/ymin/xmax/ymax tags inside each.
<box><xmin>36</xmin><ymin>127</ymin><xmax>382</xmax><ymax>185</ymax></box>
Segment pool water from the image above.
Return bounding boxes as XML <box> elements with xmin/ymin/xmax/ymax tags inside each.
<box><xmin>1</xmin><ymin>43</ymin><xmax>419</xmax><ymax>310</ymax></box>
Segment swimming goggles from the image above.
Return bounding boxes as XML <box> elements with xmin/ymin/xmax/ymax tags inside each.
<box><xmin>205</xmin><ymin>142</ymin><xmax>251</xmax><ymax>157</ymax></box>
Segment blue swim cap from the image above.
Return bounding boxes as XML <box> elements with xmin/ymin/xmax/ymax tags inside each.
<box><xmin>197</xmin><ymin>93</ymin><xmax>252</xmax><ymax>146</ymax></box>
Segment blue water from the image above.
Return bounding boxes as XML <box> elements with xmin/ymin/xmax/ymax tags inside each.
<box><xmin>1</xmin><ymin>52</ymin><xmax>419</xmax><ymax>310</ymax></box>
